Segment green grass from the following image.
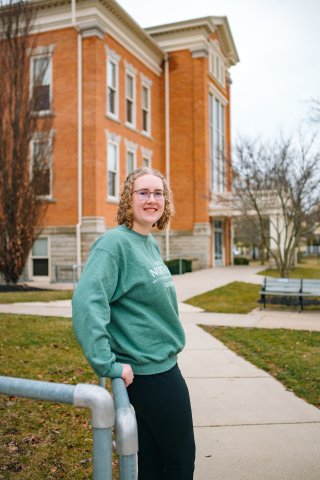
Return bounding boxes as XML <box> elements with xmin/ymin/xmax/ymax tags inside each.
<box><xmin>0</xmin><ymin>314</ymin><xmax>117</xmax><ymax>479</ymax></box>
<box><xmin>0</xmin><ymin>290</ymin><xmax>73</xmax><ymax>304</ymax></box>
<box><xmin>201</xmin><ymin>326</ymin><xmax>320</xmax><ymax>408</ymax></box>
<box><xmin>186</xmin><ymin>281</ymin><xmax>320</xmax><ymax>313</ymax></box>
<box><xmin>259</xmin><ymin>267</ymin><xmax>320</xmax><ymax>279</ymax></box>
<box><xmin>258</xmin><ymin>257</ymin><xmax>320</xmax><ymax>279</ymax></box>
<box><xmin>185</xmin><ymin>281</ymin><xmax>261</xmax><ymax>313</ymax></box>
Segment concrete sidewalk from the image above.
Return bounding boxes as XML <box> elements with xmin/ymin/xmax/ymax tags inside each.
<box><xmin>1</xmin><ymin>265</ymin><xmax>320</xmax><ymax>478</ymax></box>
<box><xmin>180</xmin><ymin>323</ymin><xmax>320</xmax><ymax>480</ymax></box>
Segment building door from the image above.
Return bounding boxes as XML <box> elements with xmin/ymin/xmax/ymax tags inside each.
<box><xmin>214</xmin><ymin>220</ymin><xmax>224</xmax><ymax>266</ymax></box>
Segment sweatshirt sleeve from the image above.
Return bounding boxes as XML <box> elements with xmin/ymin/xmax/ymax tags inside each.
<box><xmin>72</xmin><ymin>248</ymin><xmax>123</xmax><ymax>379</ymax></box>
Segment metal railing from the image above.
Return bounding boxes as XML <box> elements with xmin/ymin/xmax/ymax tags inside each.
<box><xmin>0</xmin><ymin>375</ymin><xmax>138</xmax><ymax>479</ymax></box>
<box><xmin>101</xmin><ymin>377</ymin><xmax>138</xmax><ymax>480</ymax></box>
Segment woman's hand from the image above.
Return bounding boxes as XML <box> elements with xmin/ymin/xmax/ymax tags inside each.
<box><xmin>121</xmin><ymin>363</ymin><xmax>134</xmax><ymax>387</ymax></box>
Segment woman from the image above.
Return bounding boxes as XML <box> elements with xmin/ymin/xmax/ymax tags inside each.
<box><xmin>72</xmin><ymin>167</ymin><xmax>195</xmax><ymax>479</ymax></box>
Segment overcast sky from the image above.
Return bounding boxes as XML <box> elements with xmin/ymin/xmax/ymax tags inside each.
<box><xmin>117</xmin><ymin>0</ymin><xmax>320</xmax><ymax>141</ymax></box>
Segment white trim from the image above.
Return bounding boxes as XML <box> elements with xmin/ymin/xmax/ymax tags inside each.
<box><xmin>141</xmin><ymin>146</ymin><xmax>153</xmax><ymax>168</ymax></box>
<box><xmin>124</xmin><ymin>60</ymin><xmax>137</xmax><ymax>75</ymax></box>
<box><xmin>29</xmin><ymin>51</ymin><xmax>53</xmax><ymax>115</ymax></box>
<box><xmin>141</xmin><ymin>82</ymin><xmax>151</xmax><ymax>136</ymax></box>
<box><xmin>106</xmin><ymin>131</ymin><xmax>121</xmax><ymax>201</ymax></box>
<box><xmin>125</xmin><ymin>69</ymin><xmax>136</xmax><ymax>128</ymax></box>
<box><xmin>106</xmin><ymin>48</ymin><xmax>120</xmax><ymax>120</ymax></box>
<box><xmin>209</xmin><ymin>40</ymin><xmax>226</xmax><ymax>87</ymax></box>
<box><xmin>208</xmin><ymin>82</ymin><xmax>228</xmax><ymax>106</ymax></box>
<box><xmin>31</xmin><ymin>5</ymin><xmax>163</xmax><ymax>76</ymax></box>
<box><xmin>140</xmin><ymin>73</ymin><xmax>153</xmax><ymax>88</ymax></box>
<box><xmin>209</xmin><ymin>94</ymin><xmax>226</xmax><ymax>194</ymax></box>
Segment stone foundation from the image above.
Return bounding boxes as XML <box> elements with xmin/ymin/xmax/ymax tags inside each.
<box><xmin>24</xmin><ymin>219</ymin><xmax>213</xmax><ymax>283</ymax></box>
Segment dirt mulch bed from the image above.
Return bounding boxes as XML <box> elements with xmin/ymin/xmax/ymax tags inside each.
<box><xmin>0</xmin><ymin>284</ymin><xmax>50</xmax><ymax>293</ymax></box>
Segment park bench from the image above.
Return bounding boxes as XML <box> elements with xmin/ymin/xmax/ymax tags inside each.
<box><xmin>260</xmin><ymin>277</ymin><xmax>320</xmax><ymax>311</ymax></box>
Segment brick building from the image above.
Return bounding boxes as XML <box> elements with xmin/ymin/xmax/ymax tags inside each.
<box><xmin>23</xmin><ymin>0</ymin><xmax>239</xmax><ymax>282</ymax></box>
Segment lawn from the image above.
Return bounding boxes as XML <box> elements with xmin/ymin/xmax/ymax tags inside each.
<box><xmin>201</xmin><ymin>326</ymin><xmax>320</xmax><ymax>408</ymax></box>
<box><xmin>0</xmin><ymin>314</ymin><xmax>117</xmax><ymax>480</ymax></box>
<box><xmin>186</xmin><ymin>279</ymin><xmax>320</xmax><ymax>314</ymax></box>
<box><xmin>0</xmin><ymin>290</ymin><xmax>73</xmax><ymax>304</ymax></box>
<box><xmin>258</xmin><ymin>256</ymin><xmax>320</xmax><ymax>279</ymax></box>
<box><xmin>185</xmin><ymin>281</ymin><xmax>261</xmax><ymax>313</ymax></box>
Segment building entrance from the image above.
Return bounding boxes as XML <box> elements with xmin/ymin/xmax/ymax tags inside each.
<box><xmin>214</xmin><ymin>220</ymin><xmax>224</xmax><ymax>266</ymax></box>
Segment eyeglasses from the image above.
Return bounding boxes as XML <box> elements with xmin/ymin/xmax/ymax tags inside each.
<box><xmin>132</xmin><ymin>189</ymin><xmax>165</xmax><ymax>201</ymax></box>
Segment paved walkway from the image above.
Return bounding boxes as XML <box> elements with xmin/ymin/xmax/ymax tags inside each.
<box><xmin>1</xmin><ymin>266</ymin><xmax>320</xmax><ymax>479</ymax></box>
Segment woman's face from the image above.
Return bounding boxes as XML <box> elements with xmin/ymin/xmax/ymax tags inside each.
<box><xmin>131</xmin><ymin>174</ymin><xmax>165</xmax><ymax>235</ymax></box>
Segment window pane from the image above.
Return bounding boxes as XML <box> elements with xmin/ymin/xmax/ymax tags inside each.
<box><xmin>127</xmin><ymin>152</ymin><xmax>134</xmax><ymax>173</ymax></box>
<box><xmin>108</xmin><ymin>143</ymin><xmax>117</xmax><ymax>171</ymax></box>
<box><xmin>33</xmin><ymin>258</ymin><xmax>49</xmax><ymax>276</ymax></box>
<box><xmin>107</xmin><ymin>61</ymin><xmax>116</xmax><ymax>88</ymax></box>
<box><xmin>142</xmin><ymin>157</ymin><xmax>150</xmax><ymax>167</ymax></box>
<box><xmin>108</xmin><ymin>88</ymin><xmax>115</xmax><ymax>114</ymax></box>
<box><xmin>126</xmin><ymin>99</ymin><xmax>133</xmax><ymax>123</ymax></box>
<box><xmin>32</xmin><ymin>238</ymin><xmax>48</xmax><ymax>256</ymax></box>
<box><xmin>33</xmin><ymin>57</ymin><xmax>50</xmax><ymax>86</ymax></box>
<box><xmin>142</xmin><ymin>110</ymin><xmax>148</xmax><ymax>132</ymax></box>
<box><xmin>142</xmin><ymin>86</ymin><xmax>148</xmax><ymax>109</ymax></box>
<box><xmin>108</xmin><ymin>171</ymin><xmax>116</xmax><ymax>197</ymax></box>
<box><xmin>33</xmin><ymin>85</ymin><xmax>50</xmax><ymax>111</ymax></box>
<box><xmin>126</xmin><ymin>75</ymin><xmax>133</xmax><ymax>98</ymax></box>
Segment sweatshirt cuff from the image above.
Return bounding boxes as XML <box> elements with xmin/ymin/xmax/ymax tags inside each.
<box><xmin>107</xmin><ymin>362</ymin><xmax>123</xmax><ymax>379</ymax></box>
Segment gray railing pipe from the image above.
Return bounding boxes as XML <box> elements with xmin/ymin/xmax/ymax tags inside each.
<box><xmin>0</xmin><ymin>376</ymin><xmax>115</xmax><ymax>480</ymax></box>
<box><xmin>112</xmin><ymin>378</ymin><xmax>138</xmax><ymax>480</ymax></box>
<box><xmin>100</xmin><ymin>377</ymin><xmax>138</xmax><ymax>480</ymax></box>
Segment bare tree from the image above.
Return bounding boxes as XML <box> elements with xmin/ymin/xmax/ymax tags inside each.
<box><xmin>0</xmin><ymin>0</ymin><xmax>53</xmax><ymax>284</ymax></box>
<box><xmin>233</xmin><ymin>134</ymin><xmax>320</xmax><ymax>277</ymax></box>
<box><xmin>309</xmin><ymin>97</ymin><xmax>320</xmax><ymax>123</ymax></box>
<box><xmin>233</xmin><ymin>216</ymin><xmax>269</xmax><ymax>263</ymax></box>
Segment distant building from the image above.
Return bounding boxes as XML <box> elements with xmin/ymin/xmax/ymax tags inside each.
<box><xmin>22</xmin><ymin>0</ymin><xmax>239</xmax><ymax>282</ymax></box>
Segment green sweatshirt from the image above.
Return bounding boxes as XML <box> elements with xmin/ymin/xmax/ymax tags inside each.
<box><xmin>72</xmin><ymin>225</ymin><xmax>185</xmax><ymax>379</ymax></box>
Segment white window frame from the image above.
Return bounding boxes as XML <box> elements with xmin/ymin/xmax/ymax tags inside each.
<box><xmin>106</xmin><ymin>131</ymin><xmax>121</xmax><ymax>202</ymax></box>
<box><xmin>141</xmin><ymin>74</ymin><xmax>152</xmax><ymax>136</ymax></box>
<box><xmin>125</xmin><ymin>140</ymin><xmax>138</xmax><ymax>175</ymax></box>
<box><xmin>30</xmin><ymin>51</ymin><xmax>53</xmax><ymax>115</ymax></box>
<box><xmin>30</xmin><ymin>130</ymin><xmax>54</xmax><ymax>199</ymax></box>
<box><xmin>30</xmin><ymin>236</ymin><xmax>50</xmax><ymax>281</ymax></box>
<box><xmin>141</xmin><ymin>146</ymin><xmax>153</xmax><ymax>168</ymax></box>
<box><xmin>125</xmin><ymin>62</ymin><xmax>136</xmax><ymax>128</ymax></box>
<box><xmin>209</xmin><ymin>92</ymin><xmax>226</xmax><ymax>193</ymax></box>
<box><xmin>209</xmin><ymin>42</ymin><xmax>226</xmax><ymax>88</ymax></box>
<box><xmin>105</xmin><ymin>47</ymin><xmax>121</xmax><ymax>120</ymax></box>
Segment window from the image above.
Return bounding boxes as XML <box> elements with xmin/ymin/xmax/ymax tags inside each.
<box><xmin>107</xmin><ymin>140</ymin><xmax>119</xmax><ymax>200</ymax></box>
<box><xmin>126</xmin><ymin>72</ymin><xmax>135</xmax><ymax>126</ymax></box>
<box><xmin>141</xmin><ymin>147</ymin><xmax>152</xmax><ymax>168</ymax></box>
<box><xmin>126</xmin><ymin>150</ymin><xmax>136</xmax><ymax>174</ymax></box>
<box><xmin>107</xmin><ymin>59</ymin><xmax>118</xmax><ymax>118</ymax></box>
<box><xmin>31</xmin><ymin>136</ymin><xmax>52</xmax><ymax>197</ymax></box>
<box><xmin>142</xmin><ymin>156</ymin><xmax>151</xmax><ymax>168</ymax></box>
<box><xmin>31</xmin><ymin>56</ymin><xmax>51</xmax><ymax>112</ymax></box>
<box><xmin>32</xmin><ymin>238</ymin><xmax>49</xmax><ymax>277</ymax></box>
<box><xmin>141</xmin><ymin>84</ymin><xmax>151</xmax><ymax>135</ymax></box>
<box><xmin>209</xmin><ymin>94</ymin><xmax>226</xmax><ymax>192</ymax></box>
<box><xmin>209</xmin><ymin>45</ymin><xmax>226</xmax><ymax>87</ymax></box>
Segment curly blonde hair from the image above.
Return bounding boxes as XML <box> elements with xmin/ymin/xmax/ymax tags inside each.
<box><xmin>117</xmin><ymin>167</ymin><xmax>175</xmax><ymax>230</ymax></box>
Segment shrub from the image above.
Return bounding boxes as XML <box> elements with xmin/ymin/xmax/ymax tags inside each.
<box><xmin>165</xmin><ymin>259</ymin><xmax>192</xmax><ymax>275</ymax></box>
<box><xmin>234</xmin><ymin>257</ymin><xmax>250</xmax><ymax>265</ymax></box>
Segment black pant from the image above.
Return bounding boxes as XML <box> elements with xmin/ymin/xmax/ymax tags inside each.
<box><xmin>127</xmin><ymin>364</ymin><xmax>195</xmax><ymax>480</ymax></box>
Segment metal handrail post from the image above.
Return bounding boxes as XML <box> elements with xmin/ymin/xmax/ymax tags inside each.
<box><xmin>112</xmin><ymin>378</ymin><xmax>138</xmax><ymax>480</ymax></box>
<box><xmin>0</xmin><ymin>376</ymin><xmax>115</xmax><ymax>480</ymax></box>
<box><xmin>100</xmin><ymin>377</ymin><xmax>138</xmax><ymax>480</ymax></box>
